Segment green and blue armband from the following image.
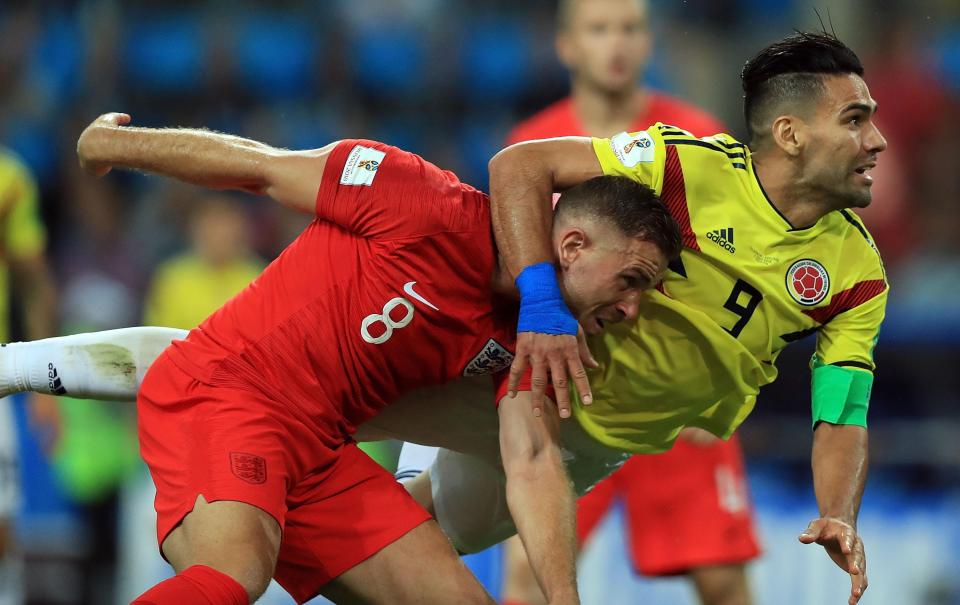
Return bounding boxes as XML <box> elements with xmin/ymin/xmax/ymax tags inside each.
<box><xmin>810</xmin><ymin>355</ymin><xmax>873</xmax><ymax>428</ymax></box>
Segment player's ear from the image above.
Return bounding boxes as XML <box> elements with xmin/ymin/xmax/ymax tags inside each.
<box><xmin>557</xmin><ymin>227</ymin><xmax>586</xmax><ymax>268</ymax></box>
<box><xmin>770</xmin><ymin>114</ymin><xmax>803</xmax><ymax>158</ymax></box>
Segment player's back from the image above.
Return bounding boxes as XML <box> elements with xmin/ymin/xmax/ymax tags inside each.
<box><xmin>161</xmin><ymin>140</ymin><xmax>517</xmax><ymax>441</ymax></box>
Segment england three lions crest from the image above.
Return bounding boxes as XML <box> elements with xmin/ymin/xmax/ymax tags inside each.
<box><xmin>463</xmin><ymin>338</ymin><xmax>514</xmax><ymax>376</ymax></box>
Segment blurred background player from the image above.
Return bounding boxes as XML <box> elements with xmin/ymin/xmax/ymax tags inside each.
<box><xmin>142</xmin><ymin>193</ymin><xmax>264</xmax><ymax>331</ymax></box>
<box><xmin>0</xmin><ymin>146</ymin><xmax>58</xmax><ymax>603</ymax></box>
<box><xmin>500</xmin><ymin>2</ymin><xmax>759</xmax><ymax>604</ymax></box>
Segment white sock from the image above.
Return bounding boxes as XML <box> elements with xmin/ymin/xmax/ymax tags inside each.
<box><xmin>395</xmin><ymin>443</ymin><xmax>439</xmax><ymax>484</ymax></box>
<box><xmin>0</xmin><ymin>327</ymin><xmax>188</xmax><ymax>400</ymax></box>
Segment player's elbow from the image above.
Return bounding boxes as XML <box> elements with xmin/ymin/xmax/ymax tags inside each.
<box><xmin>262</xmin><ymin>144</ymin><xmax>338</xmax><ymax>213</ymax></box>
<box><xmin>488</xmin><ymin>142</ymin><xmax>534</xmax><ymax>184</ymax></box>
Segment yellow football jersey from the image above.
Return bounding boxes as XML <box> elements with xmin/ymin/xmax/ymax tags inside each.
<box><xmin>144</xmin><ymin>253</ymin><xmax>265</xmax><ymax>329</ymax></box>
<box><xmin>0</xmin><ymin>149</ymin><xmax>47</xmax><ymax>342</ymax></box>
<box><xmin>574</xmin><ymin>123</ymin><xmax>887</xmax><ymax>453</ymax></box>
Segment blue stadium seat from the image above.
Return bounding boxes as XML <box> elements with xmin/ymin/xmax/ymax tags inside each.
<box><xmin>29</xmin><ymin>13</ymin><xmax>83</xmax><ymax>103</ymax></box>
<box><xmin>936</xmin><ymin>29</ymin><xmax>960</xmax><ymax>94</ymax></box>
<box><xmin>234</xmin><ymin>15</ymin><xmax>318</xmax><ymax>100</ymax></box>
<box><xmin>349</xmin><ymin>25</ymin><xmax>425</xmax><ymax>95</ymax></box>
<box><xmin>4</xmin><ymin>122</ymin><xmax>58</xmax><ymax>184</ymax></box>
<box><xmin>122</xmin><ymin>15</ymin><xmax>205</xmax><ymax>93</ymax></box>
<box><xmin>460</xmin><ymin>18</ymin><xmax>530</xmax><ymax>100</ymax></box>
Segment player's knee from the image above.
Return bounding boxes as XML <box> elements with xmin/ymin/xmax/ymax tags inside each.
<box><xmin>164</xmin><ymin>498</ymin><xmax>281</xmax><ymax>601</ymax></box>
<box><xmin>692</xmin><ymin>564</ymin><xmax>751</xmax><ymax>605</ymax></box>
<box><xmin>231</xmin><ymin>567</ymin><xmax>273</xmax><ymax>603</ymax></box>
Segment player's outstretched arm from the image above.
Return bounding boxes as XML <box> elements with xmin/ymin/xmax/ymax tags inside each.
<box><xmin>799</xmin><ymin>423</ymin><xmax>869</xmax><ymax>605</ymax></box>
<box><xmin>488</xmin><ymin>138</ymin><xmax>603</xmax><ymax>418</ymax></box>
<box><xmin>498</xmin><ymin>391</ymin><xmax>579</xmax><ymax>605</ymax></box>
<box><xmin>1</xmin><ymin>327</ymin><xmax>186</xmax><ymax>401</ymax></box>
<box><xmin>77</xmin><ymin>112</ymin><xmax>336</xmax><ymax>214</ymax></box>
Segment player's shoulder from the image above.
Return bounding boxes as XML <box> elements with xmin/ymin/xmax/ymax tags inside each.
<box><xmin>646</xmin><ymin>92</ymin><xmax>726</xmax><ymax>137</ymax></box>
<box><xmin>506</xmin><ymin>98</ymin><xmax>578</xmax><ymax>144</ymax></box>
<box><xmin>824</xmin><ymin>209</ymin><xmax>885</xmax><ymax>272</ymax></box>
<box><xmin>651</xmin><ymin>123</ymin><xmax>748</xmax><ymax>176</ymax></box>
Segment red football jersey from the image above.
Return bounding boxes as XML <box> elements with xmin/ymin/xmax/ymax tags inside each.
<box><xmin>163</xmin><ymin>140</ymin><xmax>518</xmax><ymax>442</ymax></box>
<box><xmin>506</xmin><ymin>92</ymin><xmax>725</xmax><ymax>144</ymax></box>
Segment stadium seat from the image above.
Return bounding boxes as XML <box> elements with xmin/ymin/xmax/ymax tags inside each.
<box><xmin>122</xmin><ymin>14</ymin><xmax>205</xmax><ymax>93</ymax></box>
<box><xmin>234</xmin><ymin>15</ymin><xmax>318</xmax><ymax>100</ymax></box>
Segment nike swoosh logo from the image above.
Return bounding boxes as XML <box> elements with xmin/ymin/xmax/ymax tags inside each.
<box><xmin>403</xmin><ymin>281</ymin><xmax>439</xmax><ymax>311</ymax></box>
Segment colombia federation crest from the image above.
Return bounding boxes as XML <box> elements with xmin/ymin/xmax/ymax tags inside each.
<box><xmin>786</xmin><ymin>259</ymin><xmax>830</xmax><ymax>306</ymax></box>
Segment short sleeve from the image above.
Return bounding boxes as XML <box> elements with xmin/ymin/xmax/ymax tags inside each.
<box><xmin>315</xmin><ymin>139</ymin><xmax>485</xmax><ymax>240</ymax></box>
<box><xmin>591</xmin><ymin>125</ymin><xmax>667</xmax><ymax>194</ymax></box>
<box><xmin>814</xmin><ymin>279</ymin><xmax>888</xmax><ymax>371</ymax></box>
<box><xmin>493</xmin><ymin>367</ymin><xmax>556</xmax><ymax>407</ymax></box>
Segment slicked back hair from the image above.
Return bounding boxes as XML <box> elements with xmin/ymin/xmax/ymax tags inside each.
<box><xmin>554</xmin><ymin>176</ymin><xmax>681</xmax><ymax>261</ymax></box>
<box><xmin>741</xmin><ymin>32</ymin><xmax>864</xmax><ymax>146</ymax></box>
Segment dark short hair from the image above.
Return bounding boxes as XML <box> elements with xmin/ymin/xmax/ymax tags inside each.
<box><xmin>555</xmin><ymin>175</ymin><xmax>681</xmax><ymax>261</ymax></box>
<box><xmin>741</xmin><ymin>32</ymin><xmax>864</xmax><ymax>144</ymax></box>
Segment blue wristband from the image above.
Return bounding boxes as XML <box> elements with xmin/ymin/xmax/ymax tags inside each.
<box><xmin>515</xmin><ymin>262</ymin><xmax>579</xmax><ymax>335</ymax></box>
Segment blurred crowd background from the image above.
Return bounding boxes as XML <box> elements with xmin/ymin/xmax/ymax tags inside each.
<box><xmin>0</xmin><ymin>0</ymin><xmax>958</xmax><ymax>604</ymax></box>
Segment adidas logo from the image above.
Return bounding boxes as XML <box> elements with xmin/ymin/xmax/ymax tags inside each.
<box><xmin>47</xmin><ymin>362</ymin><xmax>67</xmax><ymax>396</ymax></box>
<box><xmin>707</xmin><ymin>228</ymin><xmax>736</xmax><ymax>253</ymax></box>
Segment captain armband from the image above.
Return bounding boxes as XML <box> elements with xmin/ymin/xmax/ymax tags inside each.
<box><xmin>810</xmin><ymin>356</ymin><xmax>874</xmax><ymax>429</ymax></box>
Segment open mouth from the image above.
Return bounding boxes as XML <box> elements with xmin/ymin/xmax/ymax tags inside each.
<box><xmin>854</xmin><ymin>163</ymin><xmax>875</xmax><ymax>184</ymax></box>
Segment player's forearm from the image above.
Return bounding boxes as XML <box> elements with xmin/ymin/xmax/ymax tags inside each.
<box><xmin>503</xmin><ymin>448</ymin><xmax>579</xmax><ymax>605</ymax></box>
<box><xmin>811</xmin><ymin>423</ymin><xmax>868</xmax><ymax>524</ymax></box>
<box><xmin>488</xmin><ymin>138</ymin><xmax>602</xmax><ymax>280</ymax></box>
<box><xmin>78</xmin><ymin>122</ymin><xmax>277</xmax><ymax>193</ymax></box>
<box><xmin>488</xmin><ymin>144</ymin><xmax>557</xmax><ymax>279</ymax></box>
<box><xmin>498</xmin><ymin>393</ymin><xmax>579</xmax><ymax>603</ymax></box>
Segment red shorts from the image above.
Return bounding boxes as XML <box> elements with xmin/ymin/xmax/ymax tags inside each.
<box><xmin>138</xmin><ymin>355</ymin><xmax>431</xmax><ymax>603</ymax></box>
<box><xmin>577</xmin><ymin>434</ymin><xmax>760</xmax><ymax>576</ymax></box>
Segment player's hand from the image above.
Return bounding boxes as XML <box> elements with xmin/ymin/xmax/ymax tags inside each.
<box><xmin>509</xmin><ymin>326</ymin><xmax>597</xmax><ymax>419</ymax></box>
<box><xmin>77</xmin><ymin>112</ymin><xmax>131</xmax><ymax>177</ymax></box>
<box><xmin>799</xmin><ymin>517</ymin><xmax>867</xmax><ymax>604</ymax></box>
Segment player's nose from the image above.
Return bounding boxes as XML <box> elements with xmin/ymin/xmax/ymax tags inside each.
<box><xmin>865</xmin><ymin>121</ymin><xmax>887</xmax><ymax>154</ymax></box>
<box><xmin>616</xmin><ymin>294</ymin><xmax>641</xmax><ymax>322</ymax></box>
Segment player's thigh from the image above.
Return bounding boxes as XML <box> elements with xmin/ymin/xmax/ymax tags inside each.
<box><xmin>139</xmin><ymin>357</ymin><xmax>306</xmax><ymax>597</ymax></box>
<box><xmin>319</xmin><ymin>519</ymin><xmax>495</xmax><ymax>605</ymax></box>
<box><xmin>162</xmin><ymin>494</ymin><xmax>281</xmax><ymax>599</ymax></box>
<box><xmin>272</xmin><ymin>443</ymin><xmax>436</xmax><ymax>603</ymax></box>
<box><xmin>688</xmin><ymin>563</ymin><xmax>753</xmax><ymax>605</ymax></box>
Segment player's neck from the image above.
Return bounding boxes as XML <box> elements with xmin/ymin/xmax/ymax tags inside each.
<box><xmin>570</xmin><ymin>80</ymin><xmax>647</xmax><ymax>138</ymax></box>
<box><xmin>753</xmin><ymin>154</ymin><xmax>835</xmax><ymax>229</ymax></box>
